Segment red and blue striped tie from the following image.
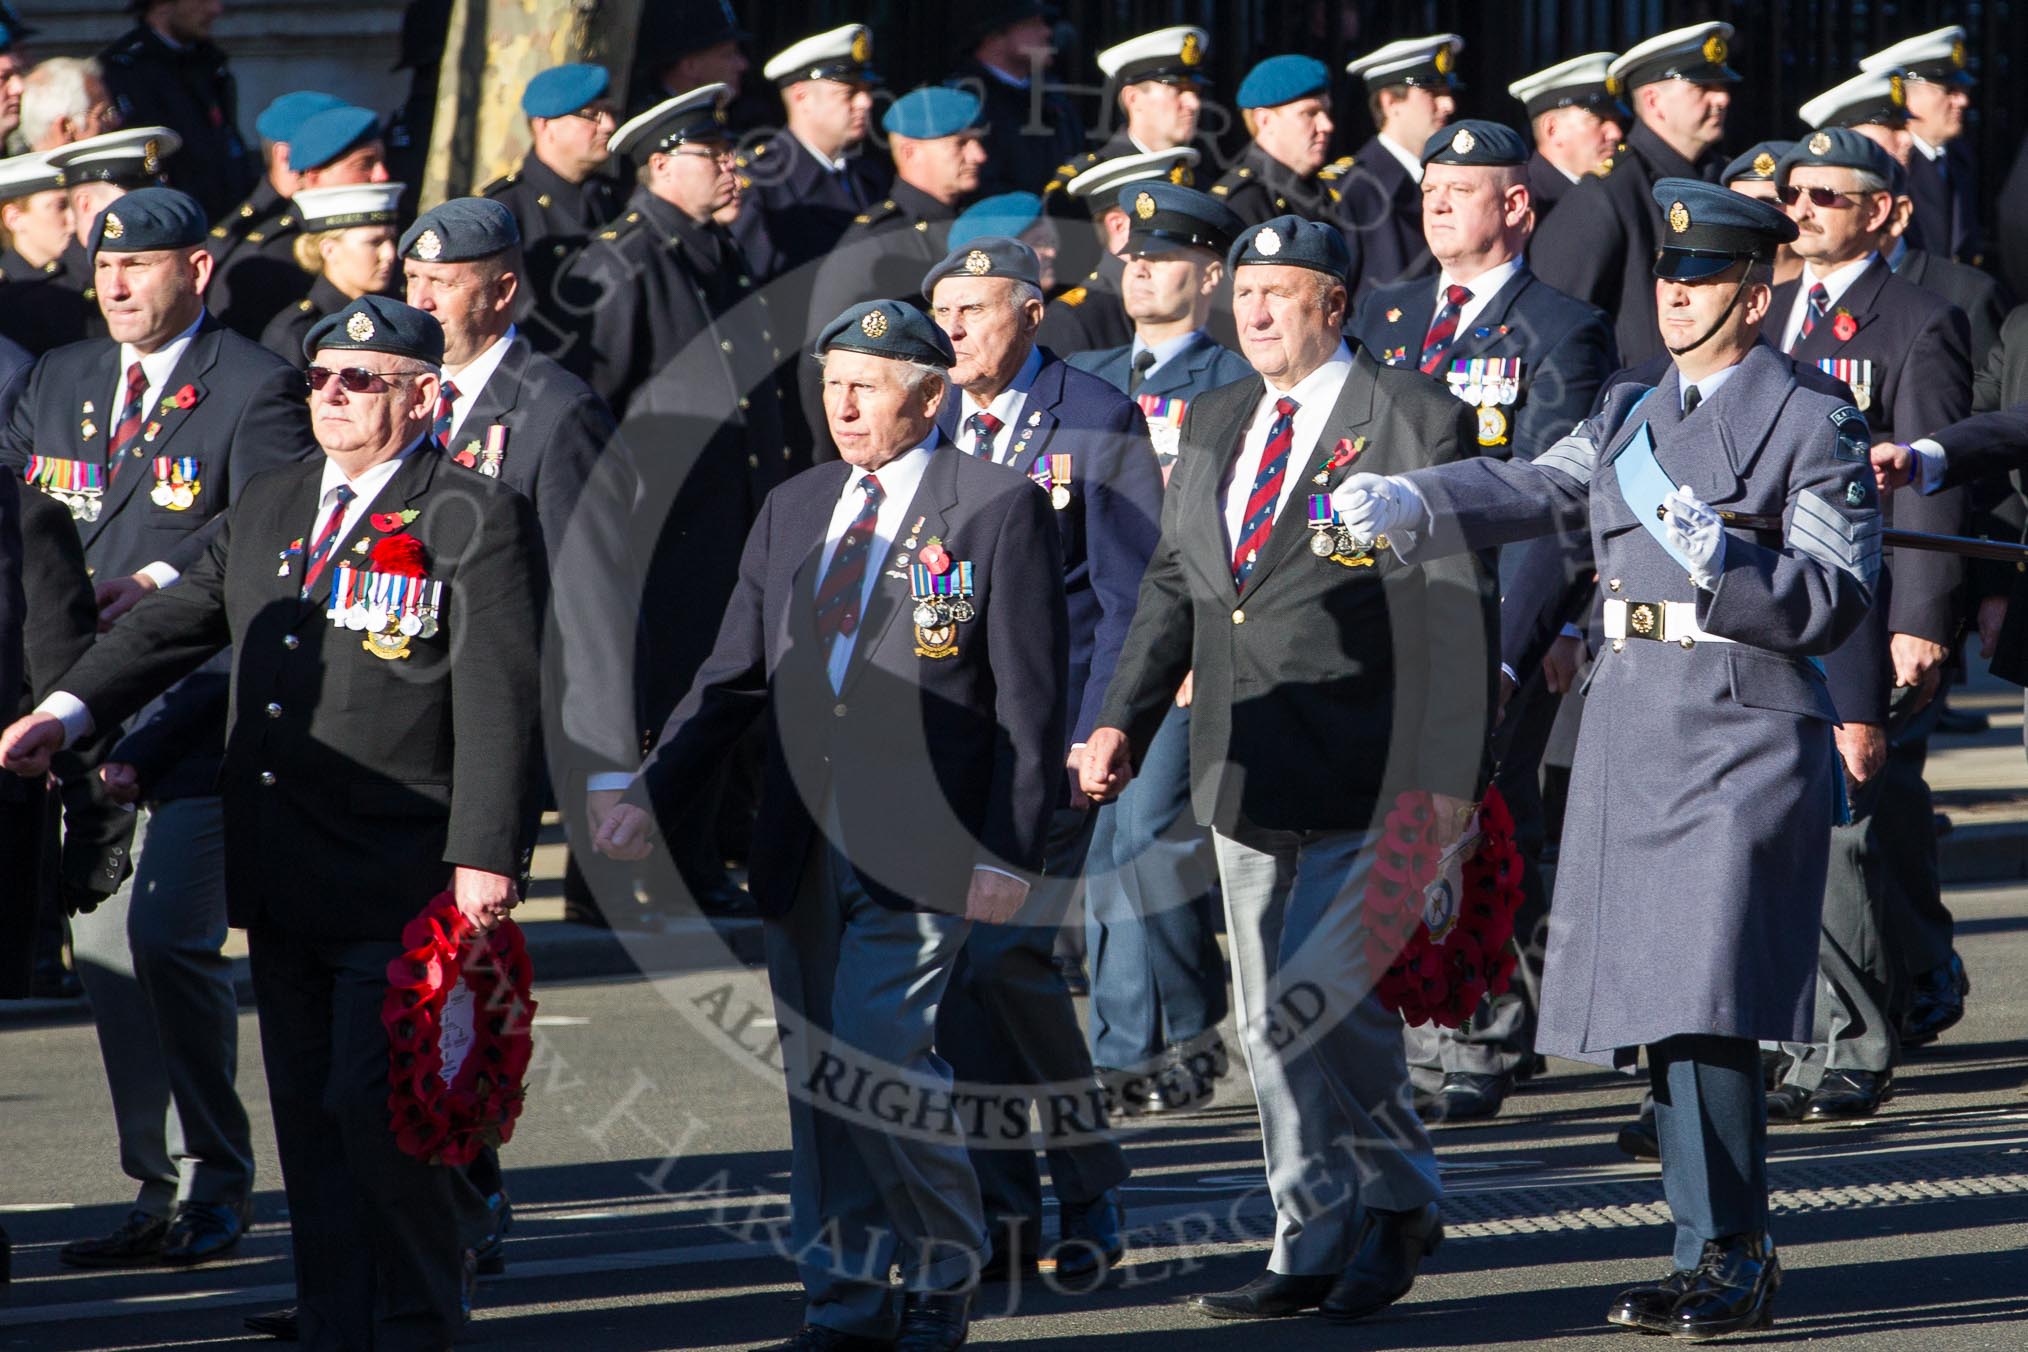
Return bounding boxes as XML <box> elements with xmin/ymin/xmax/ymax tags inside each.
<box><xmin>1792</xmin><ymin>282</ymin><xmax>1829</xmax><ymax>352</ymax></box>
<box><xmin>1231</xmin><ymin>397</ymin><xmax>1297</xmax><ymax>590</ymax></box>
<box><xmin>814</xmin><ymin>473</ymin><xmax>884</xmax><ymax>653</ymax></box>
<box><xmin>1418</xmin><ymin>283</ymin><xmax>1472</xmax><ymax>375</ymax></box>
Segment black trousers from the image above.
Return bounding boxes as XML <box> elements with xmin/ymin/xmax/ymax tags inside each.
<box><xmin>249</xmin><ymin>926</ymin><xmax>485</xmax><ymax>1352</ymax></box>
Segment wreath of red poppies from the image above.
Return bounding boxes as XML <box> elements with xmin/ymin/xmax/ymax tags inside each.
<box><xmin>1363</xmin><ymin>787</ymin><xmax>1526</xmax><ymax>1029</ymax></box>
<box><xmin>382</xmin><ymin>892</ymin><xmax>537</xmax><ymax>1166</ymax></box>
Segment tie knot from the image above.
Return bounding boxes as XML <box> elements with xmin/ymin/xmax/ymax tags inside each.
<box><xmin>124</xmin><ymin>361</ymin><xmax>146</xmax><ymax>391</ymax></box>
<box><xmin>1132</xmin><ymin>349</ymin><xmax>1158</xmax><ymax>372</ymax></box>
<box><xmin>1274</xmin><ymin>396</ymin><xmax>1298</xmax><ymax>420</ymax></box>
<box><xmin>1809</xmin><ymin>282</ymin><xmax>1830</xmax><ymax>306</ymax></box>
<box><xmin>441</xmin><ymin>380</ymin><xmax>460</xmax><ymax>403</ymax></box>
<box><xmin>859</xmin><ymin>473</ymin><xmax>883</xmax><ymax>506</ymax></box>
<box><xmin>1445</xmin><ymin>283</ymin><xmax>1471</xmax><ymax>308</ymax></box>
<box><xmin>333</xmin><ymin>483</ymin><xmax>356</xmax><ymax>505</ymax></box>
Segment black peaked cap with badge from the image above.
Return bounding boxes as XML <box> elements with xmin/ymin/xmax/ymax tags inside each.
<box><xmin>815</xmin><ymin>299</ymin><xmax>956</xmax><ymax>368</ymax></box>
<box><xmin>1775</xmin><ymin>128</ymin><xmax>1895</xmax><ymax>189</ymax></box>
<box><xmin>1120</xmin><ymin>182</ymin><xmax>1243</xmax><ymax>257</ymax></box>
<box><xmin>609</xmin><ymin>83</ymin><xmax>732</xmax><ymax>158</ymax></box>
<box><xmin>922</xmin><ymin>236</ymin><xmax>1041</xmax><ymax>298</ymax></box>
<box><xmin>1721</xmin><ymin>141</ymin><xmax>1796</xmax><ymax>188</ymax></box>
<box><xmin>89</xmin><ymin>186</ymin><xmax>207</xmax><ymax>254</ymax></box>
<box><xmin>1420</xmin><ymin>119</ymin><xmax>1528</xmax><ymax>168</ymax></box>
<box><xmin>1610</xmin><ymin>21</ymin><xmax>1739</xmax><ymax>89</ymax></box>
<box><xmin>303</xmin><ymin>295</ymin><xmax>445</xmax><ymax>366</ymax></box>
<box><xmin>1650</xmin><ymin>177</ymin><xmax>1798</xmax><ymax>280</ymax></box>
<box><xmin>1228</xmin><ymin>215</ymin><xmax>1350</xmax><ymax>281</ymax></box>
<box><xmin>401</xmin><ymin>197</ymin><xmax>522</xmax><ymax>262</ymax></box>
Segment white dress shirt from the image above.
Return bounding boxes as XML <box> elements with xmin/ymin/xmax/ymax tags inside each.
<box><xmin>1376</xmin><ymin>133</ymin><xmax>1424</xmax><ymax>184</ymax></box>
<box><xmin>817</xmin><ymin>441</ymin><xmax>934</xmax><ymax>691</ymax></box>
<box><xmin>113</xmin><ymin>314</ymin><xmax>205</xmax><ymax>589</ymax></box>
<box><xmin>1221</xmin><ymin>343</ymin><xmax>1355</xmax><ymax>555</ymax></box>
<box><xmin>440</xmin><ymin>323</ymin><xmax>518</xmax><ymax>444</ymax></box>
<box><xmin>793</xmin><ymin>133</ymin><xmax>851</xmax><ymax>174</ymax></box>
<box><xmin>1777</xmin><ymin>255</ymin><xmax>1875</xmax><ymax>353</ymax></box>
<box><xmin>958</xmin><ymin>346</ymin><xmax>1043</xmax><ymax>463</ymax></box>
<box><xmin>1433</xmin><ymin>256</ymin><xmax>1526</xmax><ymax>349</ymax></box>
<box><xmin>1911</xmin><ymin>134</ymin><xmax>1945</xmax><ymax>167</ymax></box>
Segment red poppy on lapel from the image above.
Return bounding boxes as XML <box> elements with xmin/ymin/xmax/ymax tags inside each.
<box><xmin>1831</xmin><ymin>309</ymin><xmax>1858</xmax><ymax>343</ymax></box>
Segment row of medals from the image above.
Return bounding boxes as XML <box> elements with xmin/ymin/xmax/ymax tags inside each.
<box><xmin>1311</xmin><ymin>523</ymin><xmax>1382</xmax><ymax>560</ymax></box>
<box><xmin>341</xmin><ymin>602</ymin><xmax>440</xmax><ymax>640</ymax></box>
<box><xmin>149</xmin><ymin>480</ymin><xmax>198</xmax><ymax>510</ymax></box>
<box><xmin>51</xmin><ymin>487</ymin><xmax>104</xmax><ymax>521</ymax></box>
<box><xmin>912</xmin><ymin>594</ymin><xmax>975</xmax><ymax>628</ymax></box>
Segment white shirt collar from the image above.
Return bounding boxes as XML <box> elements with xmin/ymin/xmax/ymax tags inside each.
<box><xmin>837</xmin><ymin>438</ymin><xmax>933</xmax><ymax>511</ymax></box>
<box><xmin>1779</xmin><ymin>254</ymin><xmax>1877</xmax><ymax>351</ymax></box>
<box><xmin>442</xmin><ymin>324</ymin><xmax>518</xmax><ymax>442</ymax></box>
<box><xmin>1911</xmin><ymin>134</ymin><xmax>1944</xmax><ymax>162</ymax></box>
<box><xmin>1266</xmin><ymin>341</ymin><xmax>1355</xmax><ymax>409</ymax></box>
<box><xmin>1376</xmin><ymin>132</ymin><xmax>1425</xmax><ymax>183</ymax></box>
<box><xmin>959</xmin><ymin>345</ymin><xmax>1043</xmax><ymax>459</ymax></box>
<box><xmin>319</xmin><ymin>435</ymin><xmax>428</xmax><ymax>499</ymax></box>
<box><xmin>980</xmin><ymin>61</ymin><xmax>1029</xmax><ymax>90</ymax></box>
<box><xmin>116</xmin><ymin>313</ymin><xmax>205</xmax><ymax>416</ymax></box>
<box><xmin>1434</xmin><ymin>256</ymin><xmax>1525</xmax><ymax>342</ymax></box>
<box><xmin>1127</xmin><ymin>132</ymin><xmax>1154</xmax><ymax>155</ymax></box>
<box><xmin>792</xmin><ymin>132</ymin><xmax>850</xmax><ymax>174</ymax></box>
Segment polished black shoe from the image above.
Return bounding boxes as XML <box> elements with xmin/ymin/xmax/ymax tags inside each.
<box><xmin>244</xmin><ymin>1306</ymin><xmax>299</xmax><ymax>1340</ymax></box>
<box><xmin>1187</xmin><ymin>1270</ymin><xmax>1336</xmax><ymax>1320</ymax></box>
<box><xmin>1424</xmin><ymin>1072</ymin><xmax>1510</xmax><ymax>1123</ymax></box>
<box><xmin>474</xmin><ymin>1191</ymin><xmax>513</xmax><ymax>1274</ymax></box>
<box><xmin>1760</xmin><ymin>1046</ymin><xmax>1787</xmax><ymax>1090</ymax></box>
<box><xmin>1319</xmin><ymin>1201</ymin><xmax>1444</xmax><ymax>1322</ymax></box>
<box><xmin>1053</xmin><ymin>954</ymin><xmax>1090</xmax><ymax>996</ymax></box>
<box><xmin>895</xmin><ymin>1289</ymin><xmax>971</xmax><ymax>1352</ymax></box>
<box><xmin>1668</xmin><ymin>1233</ymin><xmax>1780</xmax><ymax>1340</ymax></box>
<box><xmin>1051</xmin><ymin>1189</ymin><xmax>1124</xmax><ymax>1285</ymax></box>
<box><xmin>1765</xmin><ymin>1082</ymin><xmax>1814</xmax><ymax>1123</ymax></box>
<box><xmin>1804</xmin><ymin>1069</ymin><xmax>1891</xmax><ymax>1121</ymax></box>
<box><xmin>1603</xmin><ymin>1269</ymin><xmax>1694</xmax><ymax>1332</ymax></box>
<box><xmin>158</xmin><ymin>1201</ymin><xmax>245</xmax><ymax>1266</ymax></box>
<box><xmin>752</xmin><ymin>1326</ymin><xmax>891</xmax><ymax>1352</ymax></box>
<box><xmin>1616</xmin><ymin>1108</ymin><xmax>1661</xmax><ymax>1160</ymax></box>
<box><xmin>694</xmin><ymin>877</ymin><xmax>755</xmax><ymax>917</ymax></box>
<box><xmin>59</xmin><ymin>1209</ymin><xmax>169</xmax><ymax>1268</ymax></box>
<box><xmin>1901</xmin><ymin>953</ymin><xmax>1969</xmax><ymax>1047</ymax></box>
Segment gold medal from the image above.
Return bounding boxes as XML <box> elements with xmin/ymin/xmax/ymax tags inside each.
<box><xmin>169</xmin><ymin>484</ymin><xmax>195</xmax><ymax>510</ymax></box>
<box><xmin>1476</xmin><ymin>405</ymin><xmax>1509</xmax><ymax>447</ymax></box>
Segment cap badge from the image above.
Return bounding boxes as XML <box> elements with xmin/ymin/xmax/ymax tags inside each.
<box><xmin>346</xmin><ymin>312</ymin><xmax>376</xmax><ymax>342</ymax></box>
<box><xmin>1604</xmin><ymin>73</ymin><xmax>1621</xmax><ymax>97</ymax></box>
<box><xmin>1181</xmin><ymin>32</ymin><xmax>1203</xmax><ymax>67</ymax></box>
<box><xmin>714</xmin><ymin>106</ymin><xmax>728</xmax><ymax>126</ymax></box>
<box><xmin>1434</xmin><ymin>44</ymin><xmax>1454</xmax><ymax>76</ymax></box>
<box><xmin>142</xmin><ymin>139</ymin><xmax>160</xmax><ymax>173</ymax></box>
<box><xmin>850</xmin><ymin>29</ymin><xmax>872</xmax><ymax>64</ymax></box>
<box><xmin>860</xmin><ymin>308</ymin><xmax>888</xmax><ymax>339</ymax></box>
<box><xmin>1950</xmin><ymin>39</ymin><xmax>1967</xmax><ymax>69</ymax></box>
<box><xmin>1808</xmin><ymin>130</ymin><xmax>1833</xmax><ymax>155</ymax></box>
<box><xmin>413</xmin><ymin>228</ymin><xmax>443</xmax><ymax>261</ymax></box>
<box><xmin>1451</xmin><ymin>126</ymin><xmax>1476</xmax><ymax>155</ymax></box>
<box><xmin>1134</xmin><ymin>191</ymin><xmax>1156</xmax><ymax>220</ymax></box>
<box><xmin>1752</xmin><ymin>152</ymin><xmax>1776</xmax><ymax>178</ymax></box>
<box><xmin>101</xmin><ymin>212</ymin><xmax>125</xmax><ymax>241</ymax></box>
<box><xmin>962</xmin><ymin>249</ymin><xmax>992</xmax><ymax>276</ymax></box>
<box><xmin>1702</xmin><ymin>33</ymin><xmax>1728</xmax><ymax>66</ymax></box>
<box><xmin>1668</xmin><ymin>200</ymin><xmax>1691</xmax><ymax>235</ymax></box>
<box><xmin>1889</xmin><ymin>74</ymin><xmax>1906</xmax><ymax>107</ymax></box>
<box><xmin>1254</xmin><ymin>226</ymin><xmax>1283</xmax><ymax>257</ymax></box>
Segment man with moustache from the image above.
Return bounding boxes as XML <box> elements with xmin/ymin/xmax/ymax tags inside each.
<box><xmin>1507</xmin><ymin>53</ymin><xmax>1625</xmax><ymax>226</ymax></box>
<box><xmin>1337</xmin><ymin>34</ymin><xmax>1461</xmax><ymax>298</ymax></box>
<box><xmin>1209</xmin><ymin>57</ymin><xmax>1350</xmax><ymax>229</ymax></box>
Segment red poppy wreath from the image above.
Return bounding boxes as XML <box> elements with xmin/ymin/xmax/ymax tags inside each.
<box><xmin>1363</xmin><ymin>787</ymin><xmax>1527</xmax><ymax>1030</ymax></box>
<box><xmin>382</xmin><ymin>892</ymin><xmax>538</xmax><ymax>1165</ymax></box>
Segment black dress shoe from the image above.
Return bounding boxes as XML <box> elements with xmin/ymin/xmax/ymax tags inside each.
<box><xmin>1760</xmin><ymin>1046</ymin><xmax>1787</xmax><ymax>1090</ymax></box>
<box><xmin>694</xmin><ymin>877</ymin><xmax>755</xmax><ymax>917</ymax></box>
<box><xmin>1667</xmin><ymin>1233</ymin><xmax>1780</xmax><ymax>1340</ymax></box>
<box><xmin>1424</xmin><ymin>1072</ymin><xmax>1509</xmax><ymax>1123</ymax></box>
<box><xmin>59</xmin><ymin>1209</ymin><xmax>169</xmax><ymax>1268</ymax></box>
<box><xmin>1319</xmin><ymin>1201</ymin><xmax>1443</xmax><ymax>1321</ymax></box>
<box><xmin>1901</xmin><ymin>953</ymin><xmax>1969</xmax><ymax>1047</ymax></box>
<box><xmin>1187</xmin><ymin>1270</ymin><xmax>1336</xmax><ymax>1320</ymax></box>
<box><xmin>751</xmin><ymin>1324</ymin><xmax>891</xmax><ymax>1352</ymax></box>
<box><xmin>1603</xmin><ymin>1269</ymin><xmax>1694</xmax><ymax>1331</ymax></box>
<box><xmin>158</xmin><ymin>1201</ymin><xmax>245</xmax><ymax>1266</ymax></box>
<box><xmin>1616</xmin><ymin>1109</ymin><xmax>1661</xmax><ymax>1160</ymax></box>
<box><xmin>1051</xmin><ymin>1189</ymin><xmax>1124</xmax><ymax>1284</ymax></box>
<box><xmin>244</xmin><ymin>1306</ymin><xmax>298</xmax><ymax>1340</ymax></box>
<box><xmin>1765</xmin><ymin>1082</ymin><xmax>1813</xmax><ymax>1122</ymax></box>
<box><xmin>895</xmin><ymin>1289</ymin><xmax>970</xmax><ymax>1352</ymax></box>
<box><xmin>1804</xmin><ymin>1069</ymin><xmax>1891</xmax><ymax>1121</ymax></box>
<box><xmin>1053</xmin><ymin>954</ymin><xmax>1090</xmax><ymax>996</ymax></box>
<box><xmin>474</xmin><ymin>1191</ymin><xmax>513</xmax><ymax>1274</ymax></box>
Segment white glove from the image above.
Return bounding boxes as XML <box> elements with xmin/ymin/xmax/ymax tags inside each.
<box><xmin>1331</xmin><ymin>473</ymin><xmax>1427</xmax><ymax>544</ymax></box>
<box><xmin>1663</xmin><ymin>483</ymin><xmax>1726</xmax><ymax>591</ymax></box>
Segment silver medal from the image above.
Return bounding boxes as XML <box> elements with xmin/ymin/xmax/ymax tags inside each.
<box><xmin>913</xmin><ymin>602</ymin><xmax>939</xmax><ymax>628</ymax></box>
<box><xmin>398</xmin><ymin>613</ymin><xmax>423</xmax><ymax>637</ymax></box>
<box><xmin>1310</xmin><ymin>531</ymin><xmax>1336</xmax><ymax>557</ymax></box>
<box><xmin>949</xmin><ymin>598</ymin><xmax>975</xmax><ymax>623</ymax></box>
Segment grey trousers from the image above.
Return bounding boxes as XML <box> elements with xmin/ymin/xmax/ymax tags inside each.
<box><xmin>69</xmin><ymin>797</ymin><xmax>254</xmax><ymax>1216</ymax></box>
<box><xmin>1779</xmin><ymin>775</ymin><xmax>1897</xmax><ymax>1087</ymax></box>
<box><xmin>1213</xmin><ymin>825</ymin><xmax>1442</xmax><ymax>1276</ymax></box>
<box><xmin>766</xmin><ymin>848</ymin><xmax>988</xmax><ymax>1339</ymax></box>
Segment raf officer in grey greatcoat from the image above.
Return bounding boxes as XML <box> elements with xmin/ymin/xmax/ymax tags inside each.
<box><xmin>1339</xmin><ymin>181</ymin><xmax>1879</xmax><ymax>1340</ymax></box>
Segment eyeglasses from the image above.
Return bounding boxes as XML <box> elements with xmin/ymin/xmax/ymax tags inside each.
<box><xmin>305</xmin><ymin>365</ymin><xmax>428</xmax><ymax>393</ymax></box>
<box><xmin>670</xmin><ymin>145</ymin><xmax>737</xmax><ymax>164</ymax></box>
<box><xmin>565</xmin><ymin>104</ymin><xmax>619</xmax><ymax>126</ymax></box>
<box><xmin>1776</xmin><ymin>185</ymin><xmax>1873</xmax><ymax>209</ymax></box>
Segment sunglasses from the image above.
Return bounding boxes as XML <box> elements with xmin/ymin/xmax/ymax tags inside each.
<box><xmin>1776</xmin><ymin>185</ymin><xmax>1873</xmax><ymax>209</ymax></box>
<box><xmin>305</xmin><ymin>366</ymin><xmax>427</xmax><ymax>393</ymax></box>
<box><xmin>565</xmin><ymin>104</ymin><xmax>619</xmax><ymax>125</ymax></box>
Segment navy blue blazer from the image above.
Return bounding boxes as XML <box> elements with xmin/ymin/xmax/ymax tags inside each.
<box><xmin>1352</xmin><ymin>264</ymin><xmax>1617</xmax><ymax>463</ymax></box>
<box><xmin>1068</xmin><ymin>329</ymin><xmax>1254</xmax><ymax>406</ymax></box>
<box><xmin>1905</xmin><ymin>140</ymin><xmax>1979</xmax><ymax>265</ymax></box>
<box><xmin>1336</xmin><ymin>135</ymin><xmax>1433</xmax><ymax>301</ymax></box>
<box><xmin>634</xmin><ymin>445</ymin><xmax>1069</xmax><ymax>917</ymax></box>
<box><xmin>936</xmin><ymin>349</ymin><xmax>1163</xmax><ymax>753</ymax></box>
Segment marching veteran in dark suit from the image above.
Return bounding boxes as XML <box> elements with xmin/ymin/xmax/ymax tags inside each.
<box><xmin>1338</xmin><ymin>182</ymin><xmax>1880</xmax><ymax>1339</ymax></box>
<box><xmin>1508</xmin><ymin>53</ymin><xmax>1625</xmax><ymax>228</ymax></box>
<box><xmin>1337</xmin><ymin>34</ymin><xmax>1460</xmax><ymax>299</ymax></box>
<box><xmin>1532</xmin><ymin>22</ymin><xmax>1738</xmax><ymax>367</ymax></box>
<box><xmin>1</xmin><ymin>188</ymin><xmax>309</xmax><ymax>1273</ymax></box>
<box><xmin>925</xmin><ymin>236</ymin><xmax>1159</xmax><ymax>1283</ymax></box>
<box><xmin>205</xmin><ymin>90</ymin><xmax>346</xmax><ymax>340</ymax></box>
<box><xmin>3</xmin><ymin>293</ymin><xmax>544</xmax><ymax>1352</ymax></box>
<box><xmin>1209</xmin><ymin>57</ymin><xmax>1352</xmax><ymax>230</ymax></box>
<box><xmin>1081</xmin><ymin>216</ymin><xmax>1494</xmax><ymax>1324</ymax></box>
<box><xmin>1069</xmin><ymin>183</ymin><xmax>1248</xmax><ymax>1111</ymax></box>
<box><xmin>592</xmin><ymin>300</ymin><xmax>1068</xmax><ymax>1352</ymax></box>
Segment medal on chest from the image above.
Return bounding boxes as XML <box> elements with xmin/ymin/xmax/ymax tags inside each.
<box><xmin>909</xmin><ymin>541</ymin><xmax>974</xmax><ymax>658</ymax></box>
<box><xmin>1444</xmin><ymin>357</ymin><xmax>1522</xmax><ymax>448</ymax></box>
<box><xmin>24</xmin><ymin>455</ymin><xmax>105</xmax><ymax>520</ymax></box>
<box><xmin>1307</xmin><ymin>495</ymin><xmax>1380</xmax><ymax>567</ymax></box>
<box><xmin>1817</xmin><ymin>357</ymin><xmax>1874</xmax><ymax>413</ymax></box>
<box><xmin>1029</xmin><ymin>453</ymin><xmax>1073</xmax><ymax>509</ymax></box>
<box><xmin>148</xmin><ymin>455</ymin><xmax>202</xmax><ymax>510</ymax></box>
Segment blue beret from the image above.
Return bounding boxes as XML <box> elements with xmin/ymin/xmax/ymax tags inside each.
<box><xmin>1236</xmin><ymin>55</ymin><xmax>1329</xmax><ymax>110</ymax></box>
<box><xmin>1650</xmin><ymin>177</ymin><xmax>1798</xmax><ymax>280</ymax></box>
<box><xmin>1776</xmin><ymin>128</ymin><xmax>1895</xmax><ymax>188</ymax></box>
<box><xmin>922</xmin><ymin>236</ymin><xmax>1041</xmax><ymax>299</ymax></box>
<box><xmin>1720</xmin><ymin>140</ymin><xmax>1794</xmax><ymax>187</ymax></box>
<box><xmin>255</xmin><ymin>92</ymin><xmax>347</xmax><ymax>145</ymax></box>
<box><xmin>1420</xmin><ymin>119</ymin><xmax>1527</xmax><ymax>168</ymax></box>
<box><xmin>90</xmin><ymin>187</ymin><xmax>208</xmax><ymax>256</ymax></box>
<box><xmin>1227</xmin><ymin>214</ymin><xmax>1350</xmax><ymax>282</ymax></box>
<box><xmin>949</xmin><ymin>192</ymin><xmax>1042</xmax><ymax>250</ymax></box>
<box><xmin>883</xmin><ymin>87</ymin><xmax>984</xmax><ymax>140</ymax></box>
<box><xmin>1120</xmin><ymin>181</ymin><xmax>1243</xmax><ymax>257</ymax></box>
<box><xmin>815</xmin><ymin>300</ymin><xmax>955</xmax><ymax>368</ymax></box>
<box><xmin>0</xmin><ymin>2</ymin><xmax>34</xmax><ymax>54</ymax></box>
<box><xmin>523</xmin><ymin>64</ymin><xmax>611</xmax><ymax>119</ymax></box>
<box><xmin>400</xmin><ymin>197</ymin><xmax>521</xmax><ymax>262</ymax></box>
<box><xmin>289</xmin><ymin>105</ymin><xmax>382</xmax><ymax>174</ymax></box>
<box><xmin>304</xmin><ymin>295</ymin><xmax>445</xmax><ymax>366</ymax></box>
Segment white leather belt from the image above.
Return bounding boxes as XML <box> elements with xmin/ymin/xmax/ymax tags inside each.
<box><xmin>1602</xmin><ymin>598</ymin><xmax>1734</xmax><ymax>648</ymax></box>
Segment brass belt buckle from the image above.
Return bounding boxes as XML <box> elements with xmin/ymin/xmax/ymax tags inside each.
<box><xmin>1625</xmin><ymin>601</ymin><xmax>1663</xmax><ymax>641</ymax></box>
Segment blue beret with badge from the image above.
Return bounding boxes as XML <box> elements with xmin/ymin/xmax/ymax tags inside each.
<box><xmin>1775</xmin><ymin>127</ymin><xmax>1894</xmax><ymax>189</ymax></box>
<box><xmin>1236</xmin><ymin>55</ymin><xmax>1330</xmax><ymax>110</ymax></box>
<box><xmin>922</xmin><ymin>236</ymin><xmax>1041</xmax><ymax>299</ymax></box>
<box><xmin>1420</xmin><ymin>119</ymin><xmax>1527</xmax><ymax>168</ymax></box>
<box><xmin>1650</xmin><ymin>177</ymin><xmax>1797</xmax><ymax>280</ymax></box>
<box><xmin>1720</xmin><ymin>140</ymin><xmax>1795</xmax><ymax>187</ymax></box>
<box><xmin>289</xmin><ymin>105</ymin><xmax>382</xmax><ymax>173</ymax></box>
<box><xmin>522</xmin><ymin>64</ymin><xmax>612</xmax><ymax>119</ymax></box>
<box><xmin>255</xmin><ymin>91</ymin><xmax>347</xmax><ymax>145</ymax></box>
<box><xmin>400</xmin><ymin>197</ymin><xmax>522</xmax><ymax>262</ymax></box>
<box><xmin>815</xmin><ymin>300</ymin><xmax>956</xmax><ymax>368</ymax></box>
<box><xmin>1227</xmin><ymin>214</ymin><xmax>1350</xmax><ymax>282</ymax></box>
<box><xmin>304</xmin><ymin>295</ymin><xmax>445</xmax><ymax>366</ymax></box>
<box><xmin>883</xmin><ymin>86</ymin><xmax>984</xmax><ymax>140</ymax></box>
<box><xmin>1120</xmin><ymin>181</ymin><xmax>1243</xmax><ymax>257</ymax></box>
<box><xmin>949</xmin><ymin>193</ymin><xmax>1042</xmax><ymax>251</ymax></box>
<box><xmin>89</xmin><ymin>186</ymin><xmax>209</xmax><ymax>256</ymax></box>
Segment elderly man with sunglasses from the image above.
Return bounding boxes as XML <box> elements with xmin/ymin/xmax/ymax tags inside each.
<box><xmin>3</xmin><ymin>288</ymin><xmax>544</xmax><ymax>1351</ymax></box>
